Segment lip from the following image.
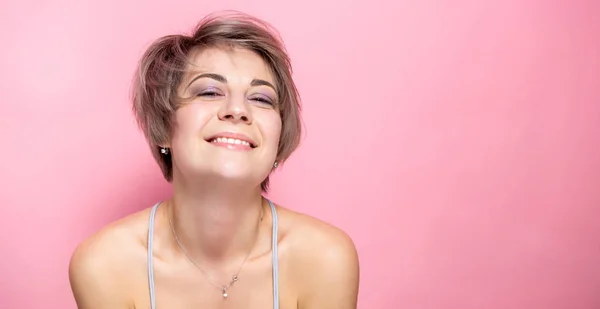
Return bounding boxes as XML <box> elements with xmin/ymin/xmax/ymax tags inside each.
<box><xmin>205</xmin><ymin>132</ymin><xmax>258</xmax><ymax>148</ymax></box>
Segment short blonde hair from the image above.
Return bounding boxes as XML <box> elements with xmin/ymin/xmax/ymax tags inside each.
<box><xmin>131</xmin><ymin>11</ymin><xmax>302</xmax><ymax>191</ymax></box>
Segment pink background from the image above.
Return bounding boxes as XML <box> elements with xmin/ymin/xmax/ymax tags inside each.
<box><xmin>1</xmin><ymin>0</ymin><xmax>599</xmax><ymax>308</ymax></box>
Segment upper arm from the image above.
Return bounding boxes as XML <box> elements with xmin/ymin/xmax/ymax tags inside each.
<box><xmin>68</xmin><ymin>236</ymin><xmax>130</xmax><ymax>309</ymax></box>
<box><xmin>297</xmin><ymin>227</ymin><xmax>360</xmax><ymax>309</ymax></box>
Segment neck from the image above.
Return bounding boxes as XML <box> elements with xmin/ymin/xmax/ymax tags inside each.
<box><xmin>167</xmin><ymin>175</ymin><xmax>265</xmax><ymax>265</ymax></box>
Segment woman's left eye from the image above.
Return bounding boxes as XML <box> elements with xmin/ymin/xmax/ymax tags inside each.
<box><xmin>249</xmin><ymin>95</ymin><xmax>274</xmax><ymax>105</ymax></box>
<box><xmin>252</xmin><ymin>97</ymin><xmax>272</xmax><ymax>104</ymax></box>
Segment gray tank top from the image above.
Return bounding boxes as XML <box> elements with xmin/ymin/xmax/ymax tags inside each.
<box><xmin>147</xmin><ymin>199</ymin><xmax>280</xmax><ymax>309</ymax></box>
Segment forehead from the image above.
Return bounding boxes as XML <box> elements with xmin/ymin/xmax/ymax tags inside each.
<box><xmin>183</xmin><ymin>46</ymin><xmax>276</xmax><ymax>83</ymax></box>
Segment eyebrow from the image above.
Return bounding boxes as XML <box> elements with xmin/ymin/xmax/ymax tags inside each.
<box><xmin>185</xmin><ymin>73</ymin><xmax>277</xmax><ymax>92</ymax></box>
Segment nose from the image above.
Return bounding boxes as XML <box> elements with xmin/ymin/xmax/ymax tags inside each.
<box><xmin>217</xmin><ymin>94</ymin><xmax>252</xmax><ymax>125</ymax></box>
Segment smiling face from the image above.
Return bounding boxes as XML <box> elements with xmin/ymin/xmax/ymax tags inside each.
<box><xmin>166</xmin><ymin>46</ymin><xmax>282</xmax><ymax>187</ymax></box>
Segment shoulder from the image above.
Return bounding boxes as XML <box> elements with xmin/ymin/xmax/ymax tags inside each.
<box><xmin>68</xmin><ymin>207</ymin><xmax>151</xmax><ymax>308</ymax></box>
<box><xmin>276</xmin><ymin>206</ymin><xmax>360</xmax><ymax>309</ymax></box>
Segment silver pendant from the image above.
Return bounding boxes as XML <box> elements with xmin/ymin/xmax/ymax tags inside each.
<box><xmin>222</xmin><ymin>287</ymin><xmax>228</xmax><ymax>298</ymax></box>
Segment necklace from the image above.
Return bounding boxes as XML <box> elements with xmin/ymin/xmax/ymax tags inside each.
<box><xmin>167</xmin><ymin>202</ymin><xmax>263</xmax><ymax>299</ymax></box>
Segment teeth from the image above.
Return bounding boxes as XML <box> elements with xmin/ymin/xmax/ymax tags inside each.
<box><xmin>212</xmin><ymin>137</ymin><xmax>251</xmax><ymax>146</ymax></box>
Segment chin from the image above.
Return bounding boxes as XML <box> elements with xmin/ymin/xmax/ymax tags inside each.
<box><xmin>206</xmin><ymin>162</ymin><xmax>267</xmax><ymax>186</ymax></box>
<box><xmin>175</xmin><ymin>158</ymin><xmax>270</xmax><ymax>188</ymax></box>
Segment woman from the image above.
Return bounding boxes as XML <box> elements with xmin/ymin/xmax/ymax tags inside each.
<box><xmin>68</xmin><ymin>11</ymin><xmax>360</xmax><ymax>309</ymax></box>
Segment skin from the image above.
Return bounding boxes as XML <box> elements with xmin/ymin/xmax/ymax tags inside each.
<box><xmin>68</xmin><ymin>46</ymin><xmax>360</xmax><ymax>309</ymax></box>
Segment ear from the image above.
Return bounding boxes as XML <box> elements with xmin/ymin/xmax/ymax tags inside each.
<box><xmin>157</xmin><ymin>139</ymin><xmax>171</xmax><ymax>149</ymax></box>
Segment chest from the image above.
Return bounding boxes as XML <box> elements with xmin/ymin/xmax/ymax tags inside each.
<box><xmin>130</xmin><ymin>254</ymin><xmax>298</xmax><ymax>309</ymax></box>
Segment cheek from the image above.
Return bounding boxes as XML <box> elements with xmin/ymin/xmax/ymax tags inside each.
<box><xmin>262</xmin><ymin>114</ymin><xmax>282</xmax><ymax>150</ymax></box>
<box><xmin>171</xmin><ymin>105</ymin><xmax>211</xmax><ymax>144</ymax></box>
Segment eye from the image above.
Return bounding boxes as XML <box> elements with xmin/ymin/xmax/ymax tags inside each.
<box><xmin>249</xmin><ymin>95</ymin><xmax>274</xmax><ymax>105</ymax></box>
<box><xmin>196</xmin><ymin>87</ymin><xmax>223</xmax><ymax>98</ymax></box>
<box><xmin>198</xmin><ymin>90</ymin><xmax>221</xmax><ymax>97</ymax></box>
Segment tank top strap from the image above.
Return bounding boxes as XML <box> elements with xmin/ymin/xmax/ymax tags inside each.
<box><xmin>268</xmin><ymin>199</ymin><xmax>280</xmax><ymax>309</ymax></box>
<box><xmin>147</xmin><ymin>202</ymin><xmax>161</xmax><ymax>309</ymax></box>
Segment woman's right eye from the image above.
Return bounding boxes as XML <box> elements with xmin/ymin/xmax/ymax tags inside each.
<box><xmin>198</xmin><ymin>90</ymin><xmax>220</xmax><ymax>97</ymax></box>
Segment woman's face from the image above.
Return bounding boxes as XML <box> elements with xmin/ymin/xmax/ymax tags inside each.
<box><xmin>168</xmin><ymin>47</ymin><xmax>282</xmax><ymax>187</ymax></box>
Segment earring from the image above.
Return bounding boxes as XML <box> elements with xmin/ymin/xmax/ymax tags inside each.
<box><xmin>273</xmin><ymin>161</ymin><xmax>278</xmax><ymax>168</ymax></box>
<box><xmin>160</xmin><ymin>147</ymin><xmax>169</xmax><ymax>155</ymax></box>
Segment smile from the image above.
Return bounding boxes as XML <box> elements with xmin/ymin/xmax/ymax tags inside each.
<box><xmin>210</xmin><ymin>137</ymin><xmax>252</xmax><ymax>147</ymax></box>
<box><xmin>205</xmin><ymin>132</ymin><xmax>257</xmax><ymax>150</ymax></box>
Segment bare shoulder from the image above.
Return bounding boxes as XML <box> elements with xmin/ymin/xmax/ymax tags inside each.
<box><xmin>68</xmin><ymin>208</ymin><xmax>151</xmax><ymax>309</ymax></box>
<box><xmin>277</xmin><ymin>206</ymin><xmax>358</xmax><ymax>258</ymax></box>
<box><xmin>276</xmin><ymin>205</ymin><xmax>360</xmax><ymax>309</ymax></box>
